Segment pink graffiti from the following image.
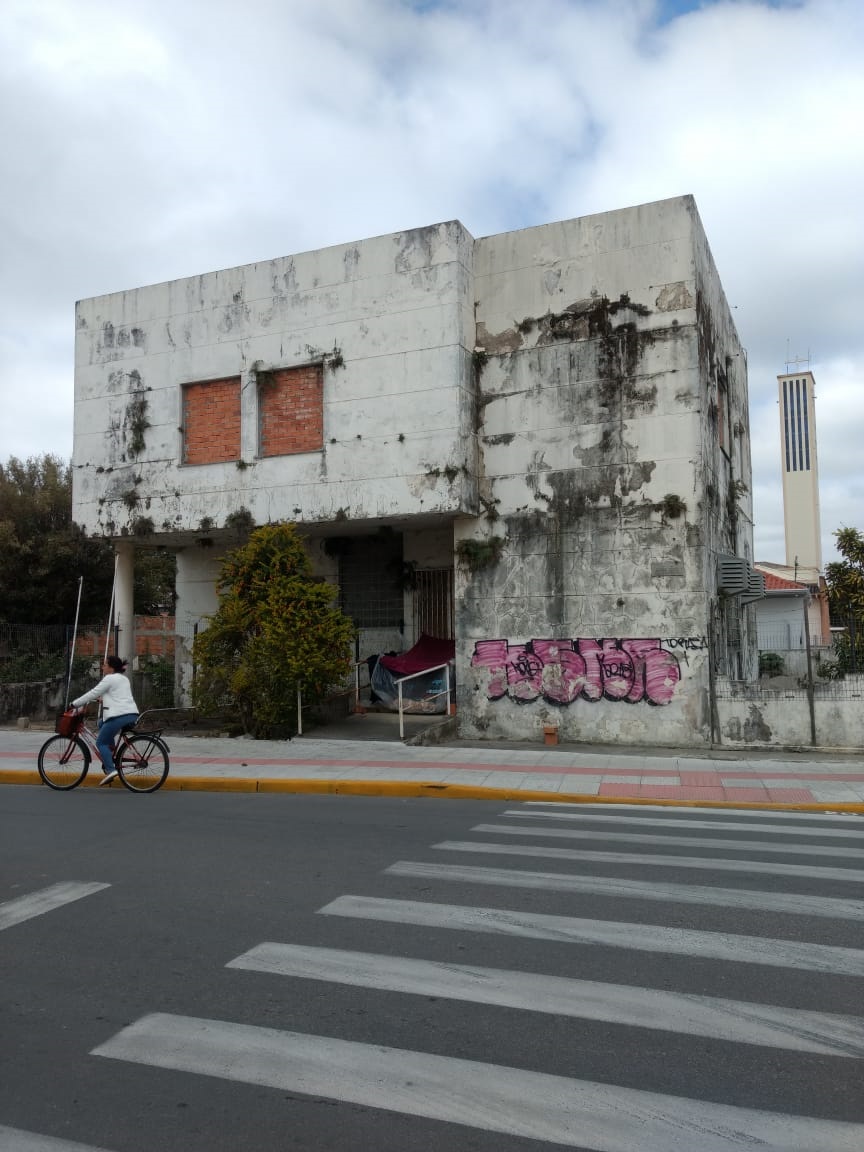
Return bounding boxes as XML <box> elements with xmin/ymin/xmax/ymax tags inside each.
<box><xmin>471</xmin><ymin>637</ymin><xmax>682</xmax><ymax>706</ymax></box>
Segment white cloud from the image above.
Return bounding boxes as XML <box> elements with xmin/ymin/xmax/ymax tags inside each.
<box><xmin>1</xmin><ymin>0</ymin><xmax>861</xmax><ymax>562</ymax></box>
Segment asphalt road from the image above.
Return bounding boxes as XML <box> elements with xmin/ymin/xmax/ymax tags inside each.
<box><xmin>1</xmin><ymin>787</ymin><xmax>862</xmax><ymax>1151</ymax></box>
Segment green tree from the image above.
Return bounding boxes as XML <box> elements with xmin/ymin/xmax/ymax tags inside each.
<box><xmin>824</xmin><ymin>527</ymin><xmax>864</xmax><ymax>618</ymax></box>
<box><xmin>0</xmin><ymin>455</ymin><xmax>114</xmax><ymax>623</ymax></box>
<box><xmin>824</xmin><ymin>527</ymin><xmax>864</xmax><ymax>676</ymax></box>
<box><xmin>192</xmin><ymin>522</ymin><xmax>355</xmax><ymax>736</ymax></box>
<box><xmin>134</xmin><ymin>549</ymin><xmax>177</xmax><ymax>615</ymax></box>
<box><xmin>0</xmin><ymin>455</ymin><xmax>177</xmax><ymax>625</ymax></box>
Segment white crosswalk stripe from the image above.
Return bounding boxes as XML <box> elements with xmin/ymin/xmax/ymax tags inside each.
<box><xmin>434</xmin><ymin>838</ymin><xmax>864</xmax><ymax>882</ymax></box>
<box><xmin>471</xmin><ymin>822</ymin><xmax>864</xmax><ymax>858</ymax></box>
<box><xmin>524</xmin><ymin>802</ymin><xmax>864</xmax><ymax>822</ymax></box>
<box><xmin>0</xmin><ymin>1124</ymin><xmax>114</xmax><ymax>1151</ymax></box>
<box><xmin>228</xmin><ymin>941</ymin><xmax>864</xmax><ymax>1057</ymax></box>
<box><xmin>318</xmin><ymin>894</ymin><xmax>864</xmax><ymax>974</ymax></box>
<box><xmin>92</xmin><ymin>1012</ymin><xmax>864</xmax><ymax>1152</ymax></box>
<box><xmin>505</xmin><ymin>808</ymin><xmax>864</xmax><ymax>838</ymax></box>
<box><xmin>384</xmin><ymin>859</ymin><xmax>864</xmax><ymax>919</ymax></box>
<box><xmin>89</xmin><ymin>803</ymin><xmax>864</xmax><ymax>1148</ymax></box>
<box><xmin>0</xmin><ymin>883</ymin><xmax>110</xmax><ymax>932</ymax></box>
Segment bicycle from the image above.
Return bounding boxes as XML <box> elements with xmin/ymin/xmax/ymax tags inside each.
<box><xmin>37</xmin><ymin>708</ymin><xmax>171</xmax><ymax>793</ymax></box>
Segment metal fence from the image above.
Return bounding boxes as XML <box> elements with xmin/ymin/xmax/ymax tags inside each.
<box><xmin>713</xmin><ymin>614</ymin><xmax>864</xmax><ymax>702</ymax></box>
<box><xmin>0</xmin><ymin>623</ymin><xmax>104</xmax><ymax>684</ymax></box>
<box><xmin>0</xmin><ymin>621</ymin><xmax>178</xmax><ymax>710</ymax></box>
<box><xmin>714</xmin><ymin>673</ymin><xmax>864</xmax><ymax>702</ymax></box>
<box><xmin>760</xmin><ymin>615</ymin><xmax>859</xmax><ymax>674</ymax></box>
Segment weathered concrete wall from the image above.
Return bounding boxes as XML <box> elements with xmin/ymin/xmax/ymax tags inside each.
<box><xmin>457</xmin><ymin>196</ymin><xmax>746</xmax><ymax>747</ymax></box>
<box><xmin>689</xmin><ymin>200</ymin><xmax>759</xmax><ymax>684</ymax></box>
<box><xmin>73</xmin><ymin>198</ymin><xmax>756</xmax><ymax>748</ymax></box>
<box><xmin>73</xmin><ymin>222</ymin><xmax>478</xmax><ymax>543</ymax></box>
<box><xmin>0</xmin><ymin>679</ymin><xmax>66</xmax><ymax>724</ymax></box>
<box><xmin>717</xmin><ymin>678</ymin><xmax>864</xmax><ymax>749</ymax></box>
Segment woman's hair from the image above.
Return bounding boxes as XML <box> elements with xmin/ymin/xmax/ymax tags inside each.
<box><xmin>105</xmin><ymin>655</ymin><xmax>128</xmax><ymax>673</ymax></box>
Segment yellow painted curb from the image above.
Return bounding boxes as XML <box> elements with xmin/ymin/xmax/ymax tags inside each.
<box><xmin>2</xmin><ymin>768</ymin><xmax>863</xmax><ymax>813</ymax></box>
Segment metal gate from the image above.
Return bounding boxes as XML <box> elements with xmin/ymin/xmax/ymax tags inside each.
<box><xmin>412</xmin><ymin>568</ymin><xmax>454</xmax><ymax>640</ymax></box>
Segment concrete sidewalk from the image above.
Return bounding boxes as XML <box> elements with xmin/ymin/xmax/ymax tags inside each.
<box><xmin>2</xmin><ymin>726</ymin><xmax>863</xmax><ymax>811</ymax></box>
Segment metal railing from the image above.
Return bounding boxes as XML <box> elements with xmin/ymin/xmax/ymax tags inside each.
<box><xmin>395</xmin><ymin>662</ymin><xmax>452</xmax><ymax>740</ymax></box>
<box><xmin>352</xmin><ymin>660</ymin><xmax>371</xmax><ymax>710</ymax></box>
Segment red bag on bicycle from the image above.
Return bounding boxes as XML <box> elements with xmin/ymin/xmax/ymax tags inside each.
<box><xmin>55</xmin><ymin>709</ymin><xmax>83</xmax><ymax>737</ymax></box>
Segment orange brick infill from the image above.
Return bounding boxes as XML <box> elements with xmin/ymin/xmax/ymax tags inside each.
<box><xmin>259</xmin><ymin>365</ymin><xmax>323</xmax><ymax>456</ymax></box>
<box><xmin>183</xmin><ymin>377</ymin><xmax>241</xmax><ymax>464</ymax></box>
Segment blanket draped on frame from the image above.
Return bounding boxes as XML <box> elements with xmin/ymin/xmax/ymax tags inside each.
<box><xmin>370</xmin><ymin>634</ymin><xmax>456</xmax><ymax>713</ymax></box>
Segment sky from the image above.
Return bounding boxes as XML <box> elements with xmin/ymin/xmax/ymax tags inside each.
<box><xmin>1</xmin><ymin>0</ymin><xmax>861</xmax><ymax>564</ymax></box>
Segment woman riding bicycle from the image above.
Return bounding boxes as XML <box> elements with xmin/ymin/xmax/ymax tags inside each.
<box><xmin>71</xmin><ymin>655</ymin><xmax>139</xmax><ymax>786</ymax></box>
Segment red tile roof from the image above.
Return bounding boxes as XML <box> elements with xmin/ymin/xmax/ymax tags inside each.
<box><xmin>755</xmin><ymin>567</ymin><xmax>807</xmax><ymax>592</ymax></box>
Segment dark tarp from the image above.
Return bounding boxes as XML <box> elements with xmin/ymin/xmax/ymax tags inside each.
<box><xmin>370</xmin><ymin>634</ymin><xmax>455</xmax><ymax>713</ymax></box>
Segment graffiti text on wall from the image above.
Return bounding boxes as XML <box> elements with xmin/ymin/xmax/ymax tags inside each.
<box><xmin>470</xmin><ymin>638</ymin><xmax>703</xmax><ymax>707</ymax></box>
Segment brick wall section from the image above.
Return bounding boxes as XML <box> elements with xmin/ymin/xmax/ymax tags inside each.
<box><xmin>183</xmin><ymin>377</ymin><xmax>241</xmax><ymax>464</ymax></box>
<box><xmin>74</xmin><ymin>617</ymin><xmax>176</xmax><ymax>659</ymax></box>
<box><xmin>259</xmin><ymin>365</ymin><xmax>323</xmax><ymax>457</ymax></box>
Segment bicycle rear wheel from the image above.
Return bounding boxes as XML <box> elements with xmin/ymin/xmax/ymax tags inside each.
<box><xmin>38</xmin><ymin>735</ymin><xmax>90</xmax><ymax>790</ymax></box>
<box><xmin>117</xmin><ymin>733</ymin><xmax>169</xmax><ymax>793</ymax></box>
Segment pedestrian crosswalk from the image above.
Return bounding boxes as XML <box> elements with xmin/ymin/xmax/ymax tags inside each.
<box><xmin>318</xmin><ymin>892</ymin><xmax>864</xmax><ymax>973</ymax></box>
<box><xmin>91</xmin><ymin>1012</ymin><xmax>863</xmax><ymax>1152</ymax></box>
<box><xmin>434</xmin><ymin>836</ymin><xmax>864</xmax><ymax>881</ymax></box>
<box><xmin>224</xmin><ymin>940</ymin><xmax>864</xmax><ymax>1056</ymax></box>
<box><xmin>384</xmin><ymin>858</ymin><xmax>864</xmax><ymax>918</ymax></box>
<box><xmin>0</xmin><ymin>882</ymin><xmax>109</xmax><ymax>933</ymax></box>
<box><xmin>77</xmin><ymin>803</ymin><xmax>864</xmax><ymax>1148</ymax></box>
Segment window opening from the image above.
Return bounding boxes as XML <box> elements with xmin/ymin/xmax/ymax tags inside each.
<box><xmin>338</xmin><ymin>534</ymin><xmax>404</xmax><ymax>629</ymax></box>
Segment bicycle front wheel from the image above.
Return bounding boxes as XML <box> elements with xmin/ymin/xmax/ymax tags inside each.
<box><xmin>38</xmin><ymin>734</ymin><xmax>90</xmax><ymax>790</ymax></box>
<box><xmin>117</xmin><ymin>734</ymin><xmax>169</xmax><ymax>793</ymax></box>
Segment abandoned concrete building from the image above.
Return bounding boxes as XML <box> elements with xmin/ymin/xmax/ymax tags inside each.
<box><xmin>72</xmin><ymin>194</ymin><xmax>759</xmax><ymax>748</ymax></box>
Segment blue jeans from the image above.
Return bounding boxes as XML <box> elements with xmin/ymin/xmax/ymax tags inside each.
<box><xmin>96</xmin><ymin>714</ymin><xmax>138</xmax><ymax>773</ymax></box>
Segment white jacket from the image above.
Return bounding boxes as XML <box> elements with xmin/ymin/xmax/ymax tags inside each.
<box><xmin>73</xmin><ymin>673</ymin><xmax>139</xmax><ymax>720</ymax></box>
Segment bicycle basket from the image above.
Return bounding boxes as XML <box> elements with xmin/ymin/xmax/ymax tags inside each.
<box><xmin>55</xmin><ymin>710</ymin><xmax>83</xmax><ymax>737</ymax></box>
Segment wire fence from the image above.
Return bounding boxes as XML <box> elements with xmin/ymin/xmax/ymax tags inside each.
<box><xmin>714</xmin><ymin>615</ymin><xmax>864</xmax><ymax>701</ymax></box>
<box><xmin>0</xmin><ymin>620</ymin><xmax>179</xmax><ymax>713</ymax></box>
<box><xmin>714</xmin><ymin>674</ymin><xmax>864</xmax><ymax>702</ymax></box>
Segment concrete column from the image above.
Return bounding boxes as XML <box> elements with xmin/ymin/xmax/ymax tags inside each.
<box><xmin>240</xmin><ymin>368</ymin><xmax>258</xmax><ymax>462</ymax></box>
<box><xmin>114</xmin><ymin>542</ymin><xmax>135</xmax><ymax>662</ymax></box>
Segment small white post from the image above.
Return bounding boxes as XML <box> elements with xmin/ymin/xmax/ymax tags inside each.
<box><xmin>296</xmin><ymin>681</ymin><xmax>303</xmax><ymax>736</ymax></box>
<box><xmin>445</xmin><ymin>664</ymin><xmax>451</xmax><ymax>715</ymax></box>
<box><xmin>398</xmin><ymin>681</ymin><xmax>404</xmax><ymax>740</ymax></box>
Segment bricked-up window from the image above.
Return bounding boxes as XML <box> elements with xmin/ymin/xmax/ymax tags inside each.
<box><xmin>182</xmin><ymin>377</ymin><xmax>241</xmax><ymax>464</ymax></box>
<box><xmin>258</xmin><ymin>365</ymin><xmax>324</xmax><ymax>457</ymax></box>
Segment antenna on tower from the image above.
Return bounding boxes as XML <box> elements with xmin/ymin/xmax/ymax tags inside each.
<box><xmin>785</xmin><ymin>345</ymin><xmax>811</xmax><ymax>373</ymax></box>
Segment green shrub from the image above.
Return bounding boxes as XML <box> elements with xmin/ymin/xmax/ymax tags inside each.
<box><xmin>758</xmin><ymin>652</ymin><xmax>785</xmax><ymax>678</ymax></box>
<box><xmin>192</xmin><ymin>522</ymin><xmax>354</xmax><ymax>737</ymax></box>
<box><xmin>136</xmin><ymin>656</ymin><xmax>175</xmax><ymax>708</ymax></box>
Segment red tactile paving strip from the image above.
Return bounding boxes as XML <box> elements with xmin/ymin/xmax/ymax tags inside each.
<box><xmin>597</xmin><ymin>783</ymin><xmax>642</xmax><ymax>796</ymax></box>
<box><xmin>765</xmin><ymin>788</ymin><xmax>818</xmax><ymax>802</ymax></box>
<box><xmin>642</xmin><ymin>785</ymin><xmax>727</xmax><ymax>800</ymax></box>
<box><xmin>678</xmin><ymin>772</ymin><xmax>723</xmax><ymax>786</ymax></box>
<box><xmin>598</xmin><ymin>782</ymin><xmax>817</xmax><ymax>803</ymax></box>
<box><xmin>722</xmin><ymin>787</ymin><xmax>771</xmax><ymax>802</ymax></box>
